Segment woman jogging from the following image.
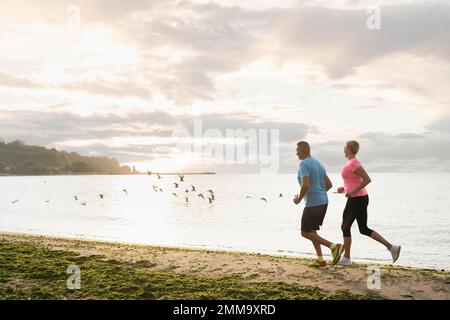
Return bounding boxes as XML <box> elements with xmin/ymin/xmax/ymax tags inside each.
<box><xmin>337</xmin><ymin>140</ymin><xmax>401</xmax><ymax>266</ymax></box>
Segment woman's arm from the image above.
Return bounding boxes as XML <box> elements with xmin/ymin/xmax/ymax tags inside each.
<box><xmin>347</xmin><ymin>166</ymin><xmax>371</xmax><ymax>197</ymax></box>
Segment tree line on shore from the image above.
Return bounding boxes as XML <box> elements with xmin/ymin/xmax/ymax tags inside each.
<box><xmin>0</xmin><ymin>139</ymin><xmax>134</xmax><ymax>175</ymax></box>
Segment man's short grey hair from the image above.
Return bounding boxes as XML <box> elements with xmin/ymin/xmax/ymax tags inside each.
<box><xmin>297</xmin><ymin>141</ymin><xmax>310</xmax><ymax>152</ymax></box>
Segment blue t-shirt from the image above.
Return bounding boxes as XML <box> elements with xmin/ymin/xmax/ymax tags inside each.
<box><xmin>297</xmin><ymin>156</ymin><xmax>328</xmax><ymax>207</ymax></box>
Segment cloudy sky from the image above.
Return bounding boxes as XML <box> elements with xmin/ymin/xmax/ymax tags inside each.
<box><xmin>1</xmin><ymin>0</ymin><xmax>450</xmax><ymax>173</ymax></box>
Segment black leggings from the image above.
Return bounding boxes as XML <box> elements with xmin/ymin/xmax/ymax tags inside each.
<box><xmin>341</xmin><ymin>195</ymin><xmax>374</xmax><ymax>237</ymax></box>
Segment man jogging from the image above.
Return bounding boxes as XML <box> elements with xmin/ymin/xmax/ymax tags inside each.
<box><xmin>293</xmin><ymin>141</ymin><xmax>344</xmax><ymax>267</ymax></box>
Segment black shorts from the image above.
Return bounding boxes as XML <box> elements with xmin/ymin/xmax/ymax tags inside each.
<box><xmin>301</xmin><ymin>203</ymin><xmax>328</xmax><ymax>232</ymax></box>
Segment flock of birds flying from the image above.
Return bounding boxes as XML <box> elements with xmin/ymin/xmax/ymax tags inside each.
<box><xmin>151</xmin><ymin>173</ymin><xmax>215</xmax><ymax>204</ymax></box>
<box><xmin>9</xmin><ymin>172</ymin><xmax>285</xmax><ymax>207</ymax></box>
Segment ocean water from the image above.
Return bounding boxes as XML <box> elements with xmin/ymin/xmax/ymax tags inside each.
<box><xmin>0</xmin><ymin>173</ymin><xmax>449</xmax><ymax>270</ymax></box>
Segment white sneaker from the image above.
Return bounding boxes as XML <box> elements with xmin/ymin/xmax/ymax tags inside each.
<box><xmin>337</xmin><ymin>256</ymin><xmax>352</xmax><ymax>266</ymax></box>
<box><xmin>390</xmin><ymin>245</ymin><xmax>401</xmax><ymax>263</ymax></box>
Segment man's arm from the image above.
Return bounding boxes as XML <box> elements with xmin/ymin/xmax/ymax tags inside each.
<box><xmin>324</xmin><ymin>175</ymin><xmax>333</xmax><ymax>192</ymax></box>
<box><xmin>294</xmin><ymin>176</ymin><xmax>310</xmax><ymax>204</ymax></box>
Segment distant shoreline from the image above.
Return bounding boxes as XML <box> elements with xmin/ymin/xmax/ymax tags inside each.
<box><xmin>0</xmin><ymin>172</ymin><xmax>216</xmax><ymax>177</ymax></box>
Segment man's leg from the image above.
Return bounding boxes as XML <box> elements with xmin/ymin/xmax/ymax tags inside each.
<box><xmin>301</xmin><ymin>205</ymin><xmax>343</xmax><ymax>265</ymax></box>
<box><xmin>301</xmin><ymin>231</ymin><xmax>326</xmax><ymax>267</ymax></box>
<box><xmin>301</xmin><ymin>231</ymin><xmax>343</xmax><ymax>265</ymax></box>
<box><xmin>312</xmin><ymin>239</ymin><xmax>323</xmax><ymax>257</ymax></box>
<box><xmin>301</xmin><ymin>231</ymin><xmax>333</xmax><ymax>249</ymax></box>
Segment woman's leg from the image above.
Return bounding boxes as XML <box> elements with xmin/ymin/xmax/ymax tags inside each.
<box><xmin>370</xmin><ymin>231</ymin><xmax>392</xmax><ymax>250</ymax></box>
<box><xmin>356</xmin><ymin>196</ymin><xmax>392</xmax><ymax>250</ymax></box>
<box><xmin>343</xmin><ymin>236</ymin><xmax>352</xmax><ymax>259</ymax></box>
<box><xmin>341</xmin><ymin>200</ymin><xmax>356</xmax><ymax>259</ymax></box>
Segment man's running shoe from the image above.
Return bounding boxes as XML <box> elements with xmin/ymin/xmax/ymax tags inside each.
<box><xmin>331</xmin><ymin>244</ymin><xmax>344</xmax><ymax>265</ymax></box>
<box><xmin>309</xmin><ymin>260</ymin><xmax>327</xmax><ymax>268</ymax></box>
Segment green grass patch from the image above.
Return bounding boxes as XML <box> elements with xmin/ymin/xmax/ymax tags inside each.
<box><xmin>0</xmin><ymin>241</ymin><xmax>377</xmax><ymax>300</ymax></box>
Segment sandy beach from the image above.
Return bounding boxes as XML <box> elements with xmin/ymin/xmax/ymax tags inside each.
<box><xmin>0</xmin><ymin>232</ymin><xmax>448</xmax><ymax>300</ymax></box>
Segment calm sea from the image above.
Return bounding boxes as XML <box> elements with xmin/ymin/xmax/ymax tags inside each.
<box><xmin>1</xmin><ymin>173</ymin><xmax>449</xmax><ymax>270</ymax></box>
